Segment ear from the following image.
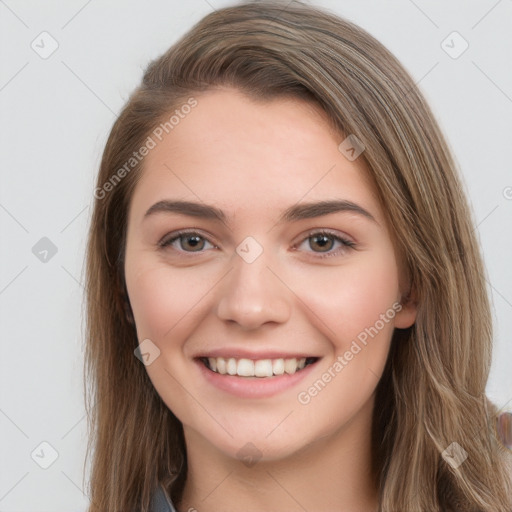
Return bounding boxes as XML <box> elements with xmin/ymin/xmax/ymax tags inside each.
<box><xmin>394</xmin><ymin>286</ymin><xmax>418</xmax><ymax>329</ymax></box>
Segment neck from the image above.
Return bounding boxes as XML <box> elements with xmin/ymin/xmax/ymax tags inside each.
<box><xmin>176</xmin><ymin>398</ymin><xmax>379</xmax><ymax>512</ymax></box>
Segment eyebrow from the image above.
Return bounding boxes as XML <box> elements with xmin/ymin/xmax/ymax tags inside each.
<box><xmin>144</xmin><ymin>199</ymin><xmax>377</xmax><ymax>225</ymax></box>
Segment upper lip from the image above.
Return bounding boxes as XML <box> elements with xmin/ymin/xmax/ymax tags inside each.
<box><xmin>194</xmin><ymin>349</ymin><xmax>320</xmax><ymax>360</ymax></box>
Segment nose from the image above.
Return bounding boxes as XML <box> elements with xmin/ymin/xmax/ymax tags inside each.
<box><xmin>215</xmin><ymin>247</ymin><xmax>292</xmax><ymax>330</ymax></box>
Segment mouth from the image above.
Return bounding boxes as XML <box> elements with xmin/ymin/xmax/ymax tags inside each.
<box><xmin>198</xmin><ymin>356</ymin><xmax>319</xmax><ymax>378</ymax></box>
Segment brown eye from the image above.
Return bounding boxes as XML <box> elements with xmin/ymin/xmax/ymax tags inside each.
<box><xmin>159</xmin><ymin>231</ymin><xmax>215</xmax><ymax>253</ymax></box>
<box><xmin>309</xmin><ymin>233</ymin><xmax>335</xmax><ymax>252</ymax></box>
<box><xmin>296</xmin><ymin>230</ymin><xmax>356</xmax><ymax>259</ymax></box>
<box><xmin>178</xmin><ymin>234</ymin><xmax>205</xmax><ymax>251</ymax></box>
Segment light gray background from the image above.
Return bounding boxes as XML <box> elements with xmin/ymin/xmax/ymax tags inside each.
<box><xmin>1</xmin><ymin>0</ymin><xmax>511</xmax><ymax>510</ymax></box>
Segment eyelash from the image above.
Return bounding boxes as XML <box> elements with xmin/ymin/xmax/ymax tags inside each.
<box><xmin>158</xmin><ymin>229</ymin><xmax>356</xmax><ymax>259</ymax></box>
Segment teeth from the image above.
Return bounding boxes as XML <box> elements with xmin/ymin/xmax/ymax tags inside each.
<box><xmin>237</xmin><ymin>358</ymin><xmax>254</xmax><ymax>376</ymax></box>
<box><xmin>227</xmin><ymin>358</ymin><xmax>237</xmax><ymax>376</ymax></box>
<box><xmin>284</xmin><ymin>358</ymin><xmax>297</xmax><ymax>374</ymax></box>
<box><xmin>204</xmin><ymin>356</ymin><xmax>310</xmax><ymax>377</ymax></box>
<box><xmin>272</xmin><ymin>358</ymin><xmax>284</xmax><ymax>375</ymax></box>
<box><xmin>216</xmin><ymin>358</ymin><xmax>226</xmax><ymax>374</ymax></box>
<box><xmin>254</xmin><ymin>359</ymin><xmax>273</xmax><ymax>377</ymax></box>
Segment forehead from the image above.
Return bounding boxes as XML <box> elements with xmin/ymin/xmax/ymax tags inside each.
<box><xmin>129</xmin><ymin>88</ymin><xmax>382</xmax><ymax>223</ymax></box>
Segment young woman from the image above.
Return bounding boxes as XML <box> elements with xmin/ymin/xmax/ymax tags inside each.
<box><xmin>84</xmin><ymin>1</ymin><xmax>512</xmax><ymax>511</ymax></box>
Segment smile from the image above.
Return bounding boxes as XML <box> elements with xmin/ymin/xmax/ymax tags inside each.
<box><xmin>195</xmin><ymin>354</ymin><xmax>321</xmax><ymax>398</ymax></box>
<box><xmin>200</xmin><ymin>356</ymin><xmax>318</xmax><ymax>377</ymax></box>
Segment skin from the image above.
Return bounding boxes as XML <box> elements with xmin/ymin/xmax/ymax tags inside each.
<box><xmin>124</xmin><ymin>87</ymin><xmax>417</xmax><ymax>512</ymax></box>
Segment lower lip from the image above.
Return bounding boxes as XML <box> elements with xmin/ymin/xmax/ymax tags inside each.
<box><xmin>195</xmin><ymin>359</ymin><xmax>319</xmax><ymax>398</ymax></box>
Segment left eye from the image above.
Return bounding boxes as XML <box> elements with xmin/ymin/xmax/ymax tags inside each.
<box><xmin>296</xmin><ymin>231</ymin><xmax>355</xmax><ymax>257</ymax></box>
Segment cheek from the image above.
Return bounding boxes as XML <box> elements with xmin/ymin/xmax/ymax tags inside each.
<box><xmin>127</xmin><ymin>266</ymin><xmax>176</xmax><ymax>339</ymax></box>
<box><xmin>290</xmin><ymin>256</ymin><xmax>399</xmax><ymax>435</ymax></box>
<box><xmin>289</xmin><ymin>250</ymin><xmax>401</xmax><ymax>350</ymax></box>
<box><xmin>126</xmin><ymin>258</ymin><xmax>213</xmax><ymax>340</ymax></box>
<box><xmin>125</xmin><ymin>259</ymin><xmax>215</xmax><ymax>425</ymax></box>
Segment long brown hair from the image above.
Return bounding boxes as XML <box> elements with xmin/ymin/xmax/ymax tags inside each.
<box><xmin>83</xmin><ymin>1</ymin><xmax>512</xmax><ymax>510</ymax></box>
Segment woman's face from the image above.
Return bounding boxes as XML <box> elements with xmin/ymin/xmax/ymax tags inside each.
<box><xmin>124</xmin><ymin>88</ymin><xmax>416</xmax><ymax>463</ymax></box>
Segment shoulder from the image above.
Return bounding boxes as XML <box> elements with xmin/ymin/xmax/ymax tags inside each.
<box><xmin>149</xmin><ymin>483</ymin><xmax>177</xmax><ymax>512</ymax></box>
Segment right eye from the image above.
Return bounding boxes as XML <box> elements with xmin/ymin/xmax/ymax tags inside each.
<box><xmin>158</xmin><ymin>230</ymin><xmax>217</xmax><ymax>254</ymax></box>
